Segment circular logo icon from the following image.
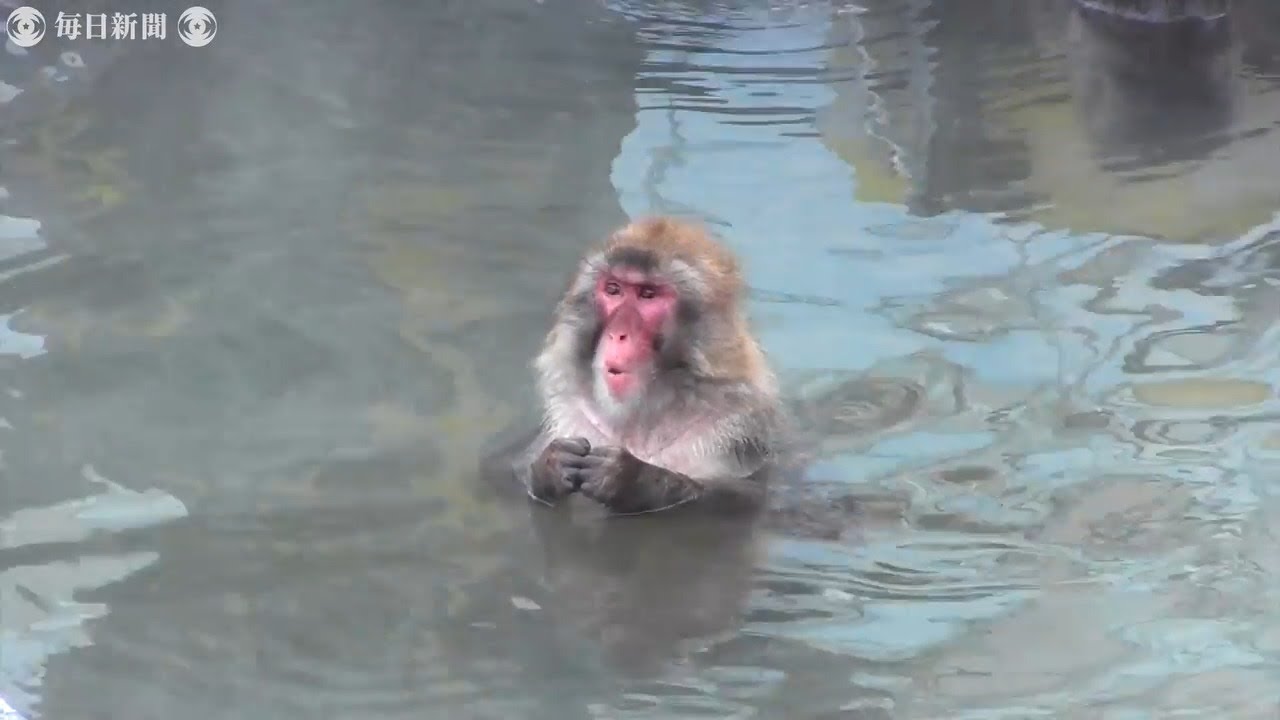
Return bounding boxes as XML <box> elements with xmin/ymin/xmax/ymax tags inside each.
<box><xmin>177</xmin><ymin>6</ymin><xmax>216</xmax><ymax>47</ymax></box>
<box><xmin>5</xmin><ymin>6</ymin><xmax>45</xmax><ymax>48</ymax></box>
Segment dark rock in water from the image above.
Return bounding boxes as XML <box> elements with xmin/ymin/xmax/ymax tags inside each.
<box><xmin>1070</xmin><ymin>0</ymin><xmax>1230</xmax><ymax>25</ymax></box>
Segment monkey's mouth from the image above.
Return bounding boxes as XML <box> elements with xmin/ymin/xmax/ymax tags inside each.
<box><xmin>603</xmin><ymin>366</ymin><xmax>639</xmax><ymax>397</ymax></box>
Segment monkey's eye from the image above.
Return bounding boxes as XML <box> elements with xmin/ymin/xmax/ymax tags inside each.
<box><xmin>604</xmin><ymin>281</ymin><xmax>622</xmax><ymax>296</ymax></box>
<box><xmin>637</xmin><ymin>285</ymin><xmax>658</xmax><ymax>299</ymax></box>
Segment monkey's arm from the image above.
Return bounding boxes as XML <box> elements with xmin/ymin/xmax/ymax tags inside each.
<box><xmin>577</xmin><ymin>435</ymin><xmax>771</xmax><ymax>517</ymax></box>
<box><xmin>616</xmin><ymin>458</ymin><xmax>765</xmax><ymax>516</ymax></box>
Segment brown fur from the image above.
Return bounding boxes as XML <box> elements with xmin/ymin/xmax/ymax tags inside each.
<box><xmin>606</xmin><ymin>217</ymin><xmax>743</xmax><ymax>306</ymax></box>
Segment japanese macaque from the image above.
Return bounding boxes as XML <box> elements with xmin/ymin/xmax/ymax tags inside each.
<box><xmin>482</xmin><ymin>216</ymin><xmax>786</xmax><ymax>518</ymax></box>
<box><xmin>472</xmin><ymin>217</ymin><xmax>914</xmax><ymax>674</ymax></box>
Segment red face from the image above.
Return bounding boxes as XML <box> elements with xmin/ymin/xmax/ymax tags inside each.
<box><xmin>595</xmin><ymin>267</ymin><xmax>677</xmax><ymax>399</ymax></box>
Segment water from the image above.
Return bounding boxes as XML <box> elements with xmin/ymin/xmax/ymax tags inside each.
<box><xmin>2</xmin><ymin>0</ymin><xmax>1280</xmax><ymax>717</ymax></box>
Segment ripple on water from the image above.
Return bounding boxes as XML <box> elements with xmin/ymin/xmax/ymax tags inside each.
<box><xmin>50</xmin><ymin>495</ymin><xmax>526</xmax><ymax>719</ymax></box>
<box><xmin>1037</xmin><ymin>473</ymin><xmax>1197</xmax><ymax>561</ymax></box>
<box><xmin>748</xmin><ymin>533</ymin><xmax>1045</xmax><ymax>664</ymax></box>
<box><xmin>791</xmin><ymin>375</ymin><xmax>925</xmax><ymax>439</ymax></box>
<box><xmin>0</xmin><ymin>465</ymin><xmax>188</xmax><ymax>719</ymax></box>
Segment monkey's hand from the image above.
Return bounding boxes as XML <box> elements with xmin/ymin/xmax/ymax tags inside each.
<box><xmin>529</xmin><ymin>437</ymin><xmax>593</xmax><ymax>504</ymax></box>
<box><xmin>577</xmin><ymin>446</ymin><xmax>701</xmax><ymax>515</ymax></box>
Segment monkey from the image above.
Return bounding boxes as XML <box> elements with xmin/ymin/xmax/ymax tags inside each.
<box><xmin>480</xmin><ymin>215</ymin><xmax>787</xmax><ymax>519</ymax></box>
<box><xmin>470</xmin><ymin>217</ymin><xmax>920</xmax><ymax>674</ymax></box>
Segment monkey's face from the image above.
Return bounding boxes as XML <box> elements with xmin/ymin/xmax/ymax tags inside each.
<box><xmin>592</xmin><ymin>264</ymin><xmax>677</xmax><ymax>405</ymax></box>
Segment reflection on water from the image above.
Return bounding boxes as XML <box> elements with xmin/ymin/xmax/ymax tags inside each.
<box><xmin>2</xmin><ymin>0</ymin><xmax>1280</xmax><ymax>717</ymax></box>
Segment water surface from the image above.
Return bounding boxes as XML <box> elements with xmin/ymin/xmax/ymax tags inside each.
<box><xmin>3</xmin><ymin>0</ymin><xmax>1280</xmax><ymax>717</ymax></box>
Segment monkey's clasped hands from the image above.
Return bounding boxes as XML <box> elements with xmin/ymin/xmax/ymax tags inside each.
<box><xmin>533</xmin><ymin>436</ymin><xmax>654</xmax><ymax>513</ymax></box>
